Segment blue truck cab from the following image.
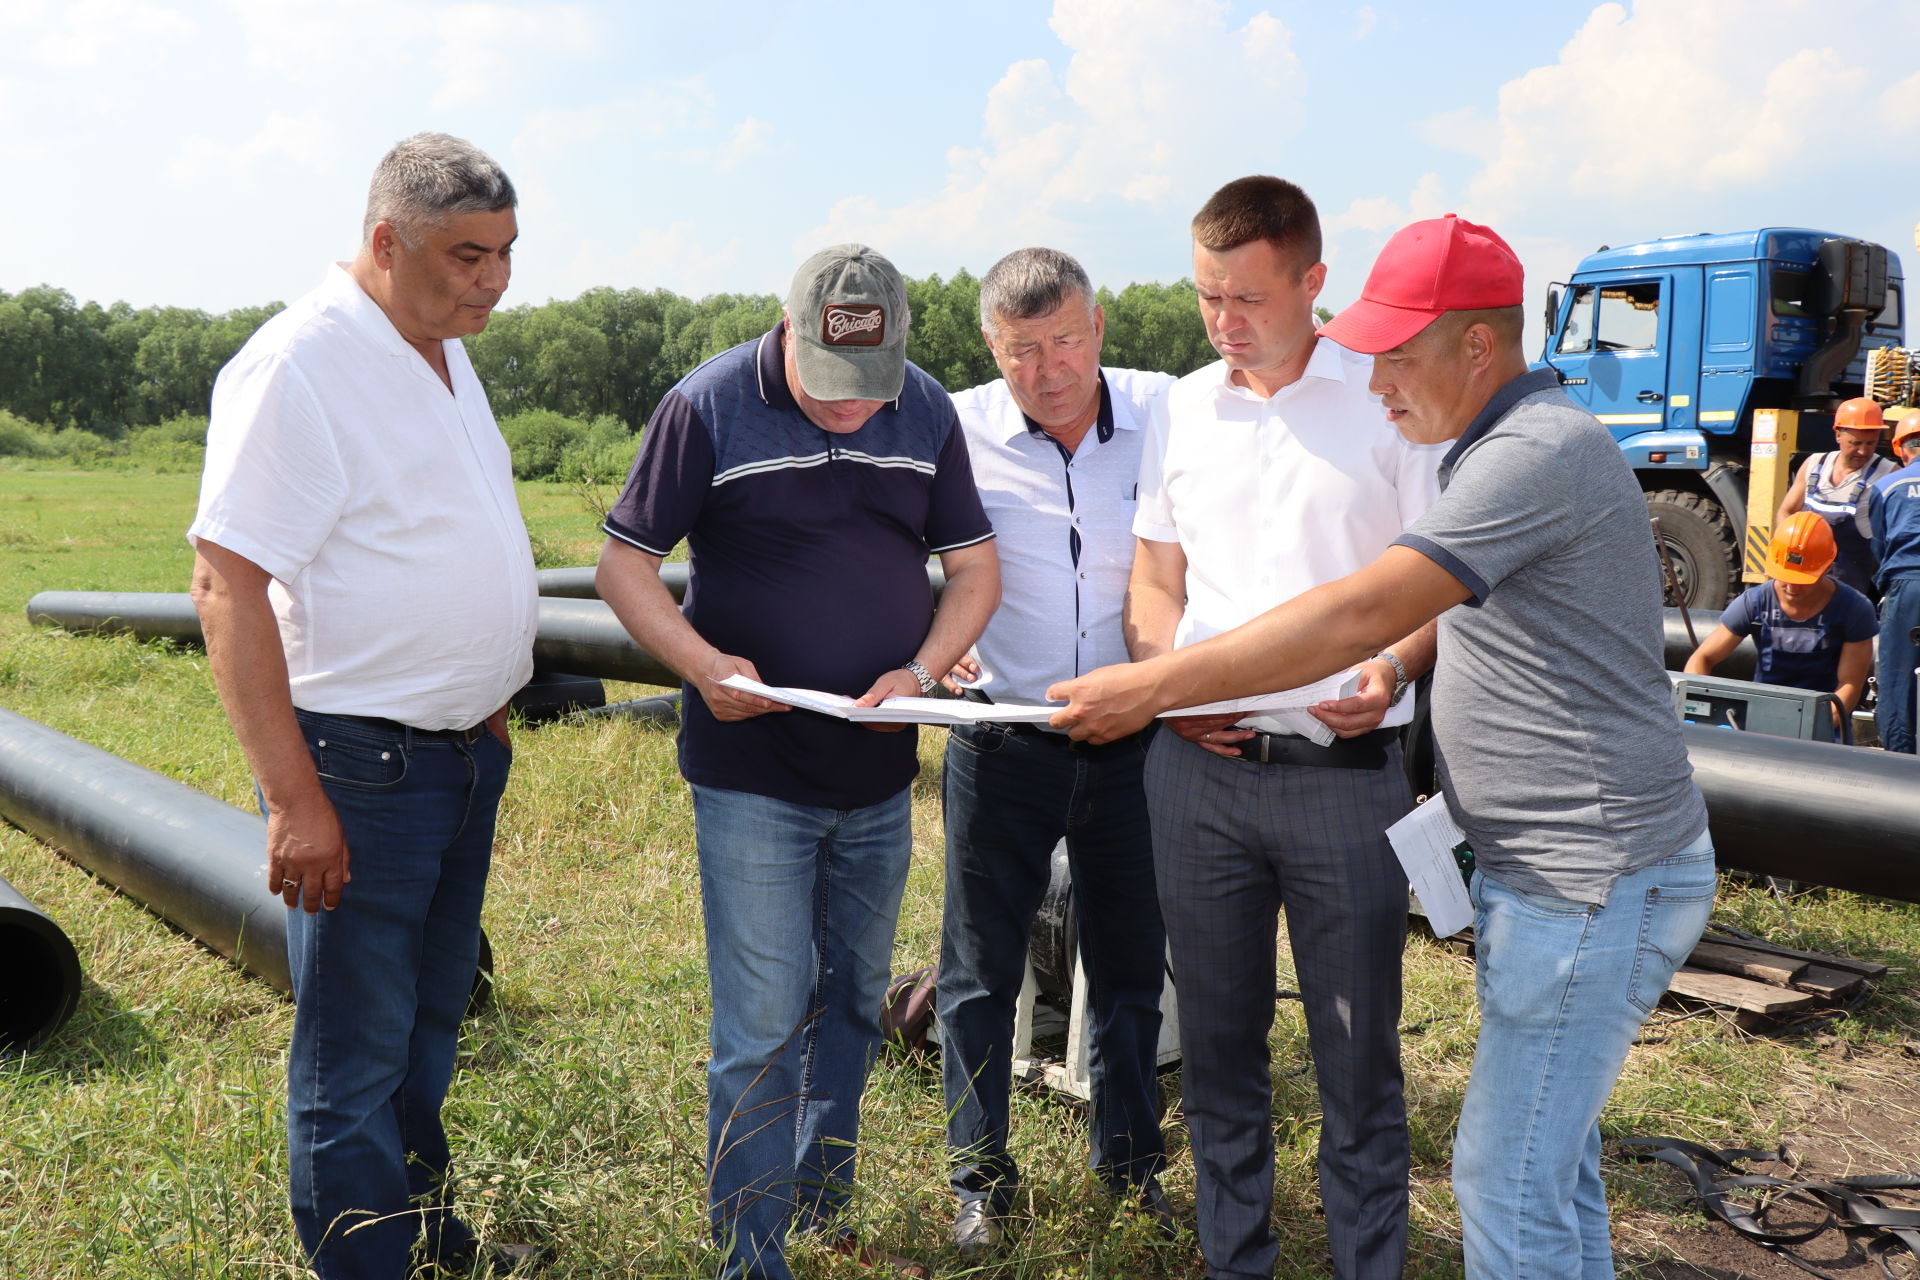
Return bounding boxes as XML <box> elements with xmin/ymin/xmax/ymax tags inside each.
<box><xmin>1537</xmin><ymin>229</ymin><xmax>1904</xmax><ymax>606</ymax></box>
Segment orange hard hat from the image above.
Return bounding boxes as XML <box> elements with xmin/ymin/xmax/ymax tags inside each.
<box><xmin>1765</xmin><ymin>511</ymin><xmax>1837</xmax><ymax>584</ymax></box>
<box><xmin>1834</xmin><ymin>397</ymin><xmax>1886</xmax><ymax>431</ymax></box>
<box><xmin>1892</xmin><ymin>410</ymin><xmax>1920</xmax><ymax>452</ymax></box>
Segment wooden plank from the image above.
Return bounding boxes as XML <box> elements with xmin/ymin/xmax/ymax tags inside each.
<box><xmin>1667</xmin><ymin>967</ymin><xmax>1824</xmax><ymax>1015</ymax></box>
<box><xmin>1687</xmin><ymin>940</ymin><xmax>1807</xmax><ymax>987</ymax></box>
<box><xmin>1791</xmin><ymin>965</ymin><xmax>1865</xmax><ymax>1000</ymax></box>
<box><xmin>1700</xmin><ymin>930</ymin><xmax>1888</xmax><ymax>980</ymax></box>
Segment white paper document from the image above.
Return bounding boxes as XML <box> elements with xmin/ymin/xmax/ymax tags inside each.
<box><xmin>718</xmin><ymin>675</ymin><xmax>1057</xmax><ymax>724</ymax></box>
<box><xmin>1165</xmin><ymin>670</ymin><xmax>1362</xmax><ymax>722</ymax></box>
<box><xmin>1385</xmin><ymin>795</ymin><xmax>1475</xmax><ymax>938</ymax></box>
<box><xmin>720</xmin><ymin>670</ymin><xmax>1366</xmax><ymax>729</ymax></box>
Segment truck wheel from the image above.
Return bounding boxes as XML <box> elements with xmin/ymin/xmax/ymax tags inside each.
<box><xmin>1645</xmin><ymin>490</ymin><xmax>1738</xmax><ymax>610</ymax></box>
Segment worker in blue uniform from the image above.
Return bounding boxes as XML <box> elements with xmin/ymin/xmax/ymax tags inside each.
<box><xmin>1871</xmin><ymin>446</ymin><xmax>1920</xmax><ymax>753</ymax></box>
<box><xmin>1686</xmin><ymin>511</ymin><xmax>1875</xmax><ymax>742</ymax></box>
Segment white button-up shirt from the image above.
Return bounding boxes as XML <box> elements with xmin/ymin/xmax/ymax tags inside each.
<box><xmin>189</xmin><ymin>264</ymin><xmax>538</xmax><ymax>730</ymax></box>
<box><xmin>955</xmin><ymin>367</ymin><xmax>1174</xmax><ymax>707</ymax></box>
<box><xmin>1134</xmin><ymin>337</ymin><xmax>1444</xmax><ymax>732</ymax></box>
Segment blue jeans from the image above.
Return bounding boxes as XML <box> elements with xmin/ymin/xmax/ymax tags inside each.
<box><xmin>690</xmin><ymin>783</ymin><xmax>914</xmax><ymax>1280</ymax></box>
<box><xmin>282</xmin><ymin>711</ymin><xmax>509</xmax><ymax>1280</ymax></box>
<box><xmin>1453</xmin><ymin>836</ymin><xmax>1716</xmax><ymax>1280</ymax></box>
<box><xmin>1877</xmin><ymin>576</ymin><xmax>1919</xmax><ymax>754</ymax></box>
<box><xmin>937</xmin><ymin>722</ymin><xmax>1166</xmax><ymax>1213</ymax></box>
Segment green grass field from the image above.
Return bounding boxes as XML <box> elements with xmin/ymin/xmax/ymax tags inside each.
<box><xmin>2</xmin><ymin>468</ymin><xmax>1917</xmax><ymax>1278</ymax></box>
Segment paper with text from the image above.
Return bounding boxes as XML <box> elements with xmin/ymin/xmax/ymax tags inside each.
<box><xmin>722</xmin><ymin>668</ymin><xmax>1368</xmax><ymax>729</ymax></box>
<box><xmin>1385</xmin><ymin>795</ymin><xmax>1475</xmax><ymax>938</ymax></box>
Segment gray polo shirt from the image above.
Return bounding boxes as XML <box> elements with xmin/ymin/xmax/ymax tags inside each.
<box><xmin>1395</xmin><ymin>368</ymin><xmax>1708</xmax><ymax>905</ymax></box>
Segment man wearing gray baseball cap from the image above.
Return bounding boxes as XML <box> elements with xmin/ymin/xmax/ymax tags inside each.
<box><xmin>597</xmin><ymin>244</ymin><xmax>1000</xmax><ymax>1280</ymax></box>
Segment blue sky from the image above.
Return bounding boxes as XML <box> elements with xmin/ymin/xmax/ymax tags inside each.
<box><xmin>3</xmin><ymin>0</ymin><xmax>1917</xmax><ymax>352</ymax></box>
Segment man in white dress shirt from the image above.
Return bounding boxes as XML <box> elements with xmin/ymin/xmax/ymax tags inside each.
<box><xmin>937</xmin><ymin>247</ymin><xmax>1176</xmax><ymax>1254</ymax></box>
<box><xmin>1124</xmin><ymin>176</ymin><xmax>1442</xmax><ymax>1280</ymax></box>
<box><xmin>188</xmin><ymin>134</ymin><xmax>541</xmax><ymax>1278</ymax></box>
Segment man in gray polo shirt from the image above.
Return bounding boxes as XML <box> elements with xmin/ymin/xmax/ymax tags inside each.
<box><xmin>1046</xmin><ymin>215</ymin><xmax>1712</xmax><ymax>1280</ymax></box>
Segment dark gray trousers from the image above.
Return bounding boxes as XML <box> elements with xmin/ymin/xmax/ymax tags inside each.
<box><xmin>1146</xmin><ymin>730</ymin><xmax>1411</xmax><ymax>1280</ymax></box>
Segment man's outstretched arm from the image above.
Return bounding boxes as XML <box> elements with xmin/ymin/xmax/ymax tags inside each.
<box><xmin>1050</xmin><ymin>546</ymin><xmax>1472</xmax><ymax>742</ymax></box>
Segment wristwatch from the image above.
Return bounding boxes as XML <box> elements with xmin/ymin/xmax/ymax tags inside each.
<box><xmin>903</xmin><ymin>660</ymin><xmax>938</xmax><ymax>694</ymax></box>
<box><xmin>1373</xmin><ymin>651</ymin><xmax>1410</xmax><ymax>707</ymax></box>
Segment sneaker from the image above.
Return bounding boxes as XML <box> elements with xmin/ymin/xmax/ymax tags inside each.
<box><xmin>951</xmin><ymin>1198</ymin><xmax>1002</xmax><ymax>1257</ymax></box>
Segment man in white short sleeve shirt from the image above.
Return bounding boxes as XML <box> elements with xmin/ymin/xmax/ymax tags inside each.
<box><xmin>1123</xmin><ymin>176</ymin><xmax>1442</xmax><ymax>1280</ymax></box>
<box><xmin>188</xmin><ymin>134</ymin><xmax>540</xmax><ymax>1279</ymax></box>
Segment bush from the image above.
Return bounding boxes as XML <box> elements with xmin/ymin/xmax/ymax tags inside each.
<box><xmin>124</xmin><ymin>414</ymin><xmax>208</xmax><ymax>472</ymax></box>
<box><xmin>499</xmin><ymin>409</ymin><xmax>588</xmax><ymax>480</ymax></box>
<box><xmin>0</xmin><ymin>410</ymin><xmax>55</xmax><ymax>459</ymax></box>
<box><xmin>46</xmin><ymin>428</ymin><xmax>120</xmax><ymax>467</ymax></box>
<box><xmin>557</xmin><ymin>415</ymin><xmax>640</xmax><ymax>483</ymax></box>
<box><xmin>500</xmin><ymin>410</ymin><xmax>638</xmax><ymax>482</ymax></box>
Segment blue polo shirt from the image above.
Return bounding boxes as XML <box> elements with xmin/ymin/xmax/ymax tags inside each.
<box><xmin>604</xmin><ymin>325</ymin><xmax>994</xmax><ymax>809</ymax></box>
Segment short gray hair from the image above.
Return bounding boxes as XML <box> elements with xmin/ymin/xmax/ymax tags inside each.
<box><xmin>979</xmin><ymin>247</ymin><xmax>1095</xmax><ymax>334</ymax></box>
<box><xmin>362</xmin><ymin>132</ymin><xmax>516</xmax><ymax>248</ymax></box>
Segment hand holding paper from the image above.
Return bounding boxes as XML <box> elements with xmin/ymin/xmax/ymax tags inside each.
<box><xmin>724</xmin><ymin>668</ymin><xmax>1362</xmax><ymax>729</ymax></box>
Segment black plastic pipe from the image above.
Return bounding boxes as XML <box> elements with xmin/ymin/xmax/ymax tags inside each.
<box><xmin>0</xmin><ymin>710</ymin><xmax>492</xmax><ymax>1008</ymax></box>
<box><xmin>1663</xmin><ymin>607</ymin><xmax>1755</xmax><ymax>678</ymax></box>
<box><xmin>534</xmin><ymin>562</ymin><xmax>950</xmax><ymax>602</ymax></box>
<box><xmin>0</xmin><ymin>870</ymin><xmax>82</xmax><ymax>1052</ymax></box>
<box><xmin>1684</xmin><ymin>722</ymin><xmax>1920</xmax><ymax>903</ymax></box>
<box><xmin>28</xmin><ymin>591</ymin><xmax>201</xmax><ymax>641</ymax></box>
<box><xmin>26</xmin><ymin>593</ymin><xmax>1920</xmax><ymax>902</ymax></box>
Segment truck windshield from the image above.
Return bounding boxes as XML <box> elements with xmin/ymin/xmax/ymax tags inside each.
<box><xmin>1557</xmin><ymin>285</ymin><xmax>1596</xmax><ymax>353</ymax></box>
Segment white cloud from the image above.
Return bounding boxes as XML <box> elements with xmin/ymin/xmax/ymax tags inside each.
<box><xmin>22</xmin><ymin>0</ymin><xmax>190</xmax><ymax>70</ymax></box>
<box><xmin>1462</xmin><ymin>0</ymin><xmax>1919</xmax><ymax>222</ymax></box>
<box><xmin>1324</xmin><ymin>0</ymin><xmax>1920</xmax><ymax>346</ymax></box>
<box><xmin>1353</xmin><ymin>4</ymin><xmax>1377</xmax><ymax>40</ymax></box>
<box><xmin>167</xmin><ymin>112</ymin><xmax>343</xmax><ymax>183</ymax></box>
<box><xmin>708</xmin><ymin>116</ymin><xmax>771</xmax><ymax>173</ymax></box>
<box><xmin>800</xmin><ymin>0</ymin><xmax>1305</xmax><ymax>265</ymax></box>
<box><xmin>230</xmin><ymin>0</ymin><xmax>595</xmax><ymax>111</ymax></box>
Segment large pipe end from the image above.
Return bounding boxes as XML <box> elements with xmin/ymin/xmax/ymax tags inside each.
<box><xmin>0</xmin><ymin>906</ymin><xmax>82</xmax><ymax>1053</ymax></box>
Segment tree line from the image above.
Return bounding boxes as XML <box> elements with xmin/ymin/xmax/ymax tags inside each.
<box><xmin>0</xmin><ymin>272</ymin><xmax>1275</xmax><ymax>478</ymax></box>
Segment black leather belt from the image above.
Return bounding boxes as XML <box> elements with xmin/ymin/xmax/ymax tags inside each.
<box><xmin>1225</xmin><ymin>726</ymin><xmax>1393</xmax><ymax>770</ymax></box>
<box><xmin>987</xmin><ymin>719</ymin><xmax>1155</xmax><ymax>754</ymax></box>
<box><xmin>312</xmin><ymin>712</ymin><xmax>490</xmax><ymax>745</ymax></box>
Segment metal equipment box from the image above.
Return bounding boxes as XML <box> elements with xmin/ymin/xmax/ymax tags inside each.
<box><xmin>1670</xmin><ymin>672</ymin><xmax>1843</xmax><ymax>742</ymax></box>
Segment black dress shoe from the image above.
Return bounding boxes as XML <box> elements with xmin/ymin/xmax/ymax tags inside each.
<box><xmin>1132</xmin><ymin>1179</ymin><xmax>1180</xmax><ymax>1240</ymax></box>
<box><xmin>952</xmin><ymin>1198</ymin><xmax>1003</xmax><ymax>1257</ymax></box>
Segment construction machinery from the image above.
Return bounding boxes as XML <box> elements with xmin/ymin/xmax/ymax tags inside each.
<box><xmin>1539</xmin><ymin>224</ymin><xmax>1915</xmax><ymax>608</ymax></box>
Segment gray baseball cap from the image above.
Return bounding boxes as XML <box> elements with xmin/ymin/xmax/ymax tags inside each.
<box><xmin>785</xmin><ymin>244</ymin><xmax>910</xmax><ymax>402</ymax></box>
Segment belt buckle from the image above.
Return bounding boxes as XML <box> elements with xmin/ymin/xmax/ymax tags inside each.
<box><xmin>458</xmin><ymin>722</ymin><xmax>487</xmax><ymax>745</ymax></box>
<box><xmin>1252</xmin><ymin>732</ymin><xmax>1271</xmax><ymax>764</ymax></box>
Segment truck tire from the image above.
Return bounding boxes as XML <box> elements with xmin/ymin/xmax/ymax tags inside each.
<box><xmin>1645</xmin><ymin>489</ymin><xmax>1739</xmax><ymax>611</ymax></box>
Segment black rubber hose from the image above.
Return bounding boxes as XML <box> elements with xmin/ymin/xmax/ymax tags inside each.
<box><xmin>0</xmin><ymin>870</ymin><xmax>82</xmax><ymax>1052</ymax></box>
<box><xmin>0</xmin><ymin>709</ymin><xmax>493</xmax><ymax>1010</ymax></box>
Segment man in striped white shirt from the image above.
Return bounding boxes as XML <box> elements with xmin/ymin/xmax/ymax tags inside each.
<box><xmin>938</xmin><ymin>248</ymin><xmax>1177</xmax><ymax>1255</ymax></box>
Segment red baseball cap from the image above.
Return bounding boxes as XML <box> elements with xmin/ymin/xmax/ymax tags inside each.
<box><xmin>1320</xmin><ymin>214</ymin><xmax>1524</xmax><ymax>354</ymax></box>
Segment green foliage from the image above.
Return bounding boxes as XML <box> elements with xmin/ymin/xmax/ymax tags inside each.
<box><xmin>0</xmin><ymin>409</ymin><xmax>54</xmax><ymax>459</ymax></box>
<box><xmin>499</xmin><ymin>410</ymin><xmax>639</xmax><ymax>483</ymax></box>
<box><xmin>1098</xmin><ymin>280</ymin><xmax>1216</xmax><ymax>376</ymax></box>
<box><xmin>124</xmin><ymin>414</ymin><xmax>210</xmax><ymax>473</ymax></box>
<box><xmin>3</xmin><ymin>275</ymin><xmax>1219</xmax><ymax>457</ymax></box>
